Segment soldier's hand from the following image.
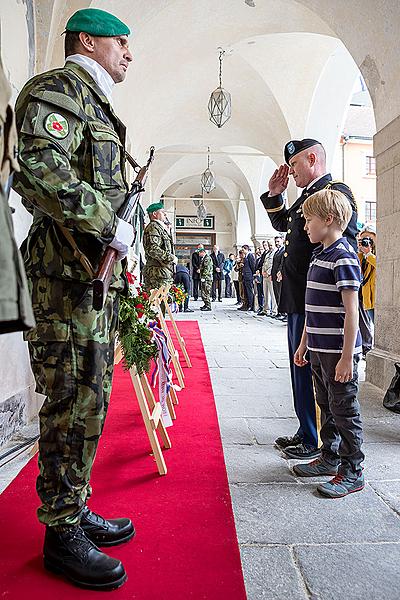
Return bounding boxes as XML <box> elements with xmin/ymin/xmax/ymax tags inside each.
<box><xmin>109</xmin><ymin>218</ymin><xmax>135</xmax><ymax>261</ymax></box>
<box><xmin>172</xmin><ymin>255</ymin><xmax>179</xmax><ymax>265</ymax></box>
<box><xmin>276</xmin><ymin>270</ymin><xmax>283</xmax><ymax>282</ymax></box>
<box><xmin>268</xmin><ymin>165</ymin><xmax>289</xmax><ymax>196</ymax></box>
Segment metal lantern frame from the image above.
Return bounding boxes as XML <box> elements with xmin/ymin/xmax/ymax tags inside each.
<box><xmin>201</xmin><ymin>146</ymin><xmax>216</xmax><ymax>194</ymax></box>
<box><xmin>208</xmin><ymin>49</ymin><xmax>232</xmax><ymax>128</ymax></box>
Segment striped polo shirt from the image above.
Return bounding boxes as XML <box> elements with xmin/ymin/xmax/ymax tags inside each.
<box><xmin>305</xmin><ymin>237</ymin><xmax>362</xmax><ymax>354</ymax></box>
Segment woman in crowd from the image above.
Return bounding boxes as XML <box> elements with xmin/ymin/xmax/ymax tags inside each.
<box><xmin>358</xmin><ymin>229</ymin><xmax>376</xmax><ymax>324</ymax></box>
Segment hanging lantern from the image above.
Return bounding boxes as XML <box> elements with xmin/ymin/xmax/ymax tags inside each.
<box><xmin>201</xmin><ymin>146</ymin><xmax>216</xmax><ymax>194</ymax></box>
<box><xmin>197</xmin><ymin>203</ymin><xmax>208</xmax><ymax>219</ymax></box>
<box><xmin>208</xmin><ymin>49</ymin><xmax>232</xmax><ymax>128</ymax></box>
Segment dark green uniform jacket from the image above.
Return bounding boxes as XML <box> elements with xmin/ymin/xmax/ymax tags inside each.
<box><xmin>0</xmin><ymin>57</ymin><xmax>35</xmax><ymax>333</ymax></box>
<box><xmin>13</xmin><ymin>61</ymin><xmax>129</xmax><ymax>288</ymax></box>
<box><xmin>143</xmin><ymin>220</ymin><xmax>175</xmax><ymax>290</ymax></box>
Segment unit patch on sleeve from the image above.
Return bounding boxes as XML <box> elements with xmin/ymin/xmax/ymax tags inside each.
<box><xmin>44</xmin><ymin>113</ymin><xmax>69</xmax><ymax>139</ymax></box>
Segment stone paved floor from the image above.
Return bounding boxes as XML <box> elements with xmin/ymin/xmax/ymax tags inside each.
<box><xmin>176</xmin><ymin>299</ymin><xmax>400</xmax><ymax>600</ymax></box>
<box><xmin>2</xmin><ymin>299</ymin><xmax>400</xmax><ymax>598</ymax></box>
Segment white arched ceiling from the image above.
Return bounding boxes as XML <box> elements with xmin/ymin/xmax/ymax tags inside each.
<box><xmin>38</xmin><ymin>0</ymin><xmax>383</xmax><ymax>238</ymax></box>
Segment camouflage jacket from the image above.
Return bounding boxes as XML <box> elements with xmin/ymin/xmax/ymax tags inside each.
<box><xmin>13</xmin><ymin>61</ymin><xmax>129</xmax><ymax>287</ymax></box>
<box><xmin>200</xmin><ymin>254</ymin><xmax>213</xmax><ymax>281</ymax></box>
<box><xmin>0</xmin><ymin>57</ymin><xmax>35</xmax><ymax>333</ymax></box>
<box><xmin>143</xmin><ymin>220</ymin><xmax>175</xmax><ymax>282</ymax></box>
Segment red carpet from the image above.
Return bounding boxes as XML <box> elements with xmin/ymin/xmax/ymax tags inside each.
<box><xmin>0</xmin><ymin>321</ymin><xmax>247</xmax><ymax>600</ymax></box>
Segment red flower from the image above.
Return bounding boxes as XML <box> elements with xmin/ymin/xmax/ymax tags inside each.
<box><xmin>141</xmin><ymin>292</ymin><xmax>149</xmax><ymax>300</ymax></box>
<box><xmin>135</xmin><ymin>303</ymin><xmax>145</xmax><ymax>310</ymax></box>
<box><xmin>137</xmin><ymin>311</ymin><xmax>144</xmax><ymax>318</ymax></box>
<box><xmin>126</xmin><ymin>271</ymin><xmax>136</xmax><ymax>284</ymax></box>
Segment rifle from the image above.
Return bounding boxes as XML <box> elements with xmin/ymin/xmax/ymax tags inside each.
<box><xmin>92</xmin><ymin>146</ymin><xmax>155</xmax><ymax>310</ymax></box>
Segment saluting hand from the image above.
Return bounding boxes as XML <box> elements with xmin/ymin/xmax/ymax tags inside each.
<box><xmin>268</xmin><ymin>164</ymin><xmax>289</xmax><ymax>196</ymax></box>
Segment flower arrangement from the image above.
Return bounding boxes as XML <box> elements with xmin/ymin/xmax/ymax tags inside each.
<box><xmin>168</xmin><ymin>283</ymin><xmax>187</xmax><ymax>306</ymax></box>
<box><xmin>118</xmin><ymin>272</ymin><xmax>160</xmax><ymax>374</ymax></box>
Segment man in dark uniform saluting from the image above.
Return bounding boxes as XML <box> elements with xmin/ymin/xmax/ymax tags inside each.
<box><xmin>260</xmin><ymin>139</ymin><xmax>357</xmax><ymax>460</ymax></box>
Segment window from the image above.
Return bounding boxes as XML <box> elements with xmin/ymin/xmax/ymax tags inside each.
<box><xmin>365</xmin><ymin>201</ymin><xmax>376</xmax><ymax>222</ymax></box>
<box><xmin>365</xmin><ymin>155</ymin><xmax>376</xmax><ymax>175</ymax></box>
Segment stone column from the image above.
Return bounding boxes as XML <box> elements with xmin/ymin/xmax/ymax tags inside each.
<box><xmin>366</xmin><ymin>115</ymin><xmax>400</xmax><ymax>390</ymax></box>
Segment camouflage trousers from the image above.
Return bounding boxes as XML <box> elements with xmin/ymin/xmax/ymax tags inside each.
<box><xmin>201</xmin><ymin>279</ymin><xmax>212</xmax><ymax>309</ymax></box>
<box><xmin>25</xmin><ymin>277</ymin><xmax>118</xmax><ymax>527</ymax></box>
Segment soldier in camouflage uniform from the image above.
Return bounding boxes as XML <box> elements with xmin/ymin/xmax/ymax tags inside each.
<box><xmin>199</xmin><ymin>248</ymin><xmax>213</xmax><ymax>311</ymax></box>
<box><xmin>0</xmin><ymin>54</ymin><xmax>35</xmax><ymax>334</ymax></box>
<box><xmin>143</xmin><ymin>202</ymin><xmax>177</xmax><ymax>291</ymax></box>
<box><xmin>12</xmin><ymin>8</ymin><xmax>136</xmax><ymax>591</ymax></box>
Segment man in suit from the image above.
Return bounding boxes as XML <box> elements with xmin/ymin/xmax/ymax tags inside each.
<box><xmin>271</xmin><ymin>235</ymin><xmax>285</xmax><ymax>320</ymax></box>
<box><xmin>174</xmin><ymin>264</ymin><xmax>194</xmax><ymax>312</ymax></box>
<box><xmin>240</xmin><ymin>244</ymin><xmax>256</xmax><ymax>312</ymax></box>
<box><xmin>211</xmin><ymin>244</ymin><xmax>225</xmax><ymax>302</ymax></box>
<box><xmin>260</xmin><ymin>138</ymin><xmax>358</xmax><ymax>460</ymax></box>
<box><xmin>191</xmin><ymin>244</ymin><xmax>202</xmax><ymax>301</ymax></box>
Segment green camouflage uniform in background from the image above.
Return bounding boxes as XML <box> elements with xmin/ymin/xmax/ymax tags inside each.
<box><xmin>200</xmin><ymin>254</ymin><xmax>213</xmax><ymax>309</ymax></box>
<box><xmin>13</xmin><ymin>61</ymin><xmax>129</xmax><ymax>527</ymax></box>
<box><xmin>142</xmin><ymin>219</ymin><xmax>175</xmax><ymax>291</ymax></box>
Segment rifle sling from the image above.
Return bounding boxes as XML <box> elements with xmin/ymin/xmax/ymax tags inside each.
<box><xmin>57</xmin><ymin>224</ymin><xmax>96</xmax><ymax>279</ymax></box>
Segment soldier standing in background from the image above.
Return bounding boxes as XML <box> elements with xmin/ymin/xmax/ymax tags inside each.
<box><xmin>13</xmin><ymin>8</ymin><xmax>136</xmax><ymax>590</ymax></box>
<box><xmin>143</xmin><ymin>202</ymin><xmax>178</xmax><ymax>292</ymax></box>
<box><xmin>199</xmin><ymin>247</ymin><xmax>213</xmax><ymax>311</ymax></box>
<box><xmin>0</xmin><ymin>54</ymin><xmax>34</xmax><ymax>334</ymax></box>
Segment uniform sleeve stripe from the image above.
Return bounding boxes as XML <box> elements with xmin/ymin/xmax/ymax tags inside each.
<box><xmin>266</xmin><ymin>203</ymin><xmax>285</xmax><ymax>213</ymax></box>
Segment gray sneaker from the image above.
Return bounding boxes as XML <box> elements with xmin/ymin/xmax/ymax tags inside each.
<box><xmin>293</xmin><ymin>458</ymin><xmax>338</xmax><ymax>477</ymax></box>
<box><xmin>317</xmin><ymin>472</ymin><xmax>365</xmax><ymax>498</ymax></box>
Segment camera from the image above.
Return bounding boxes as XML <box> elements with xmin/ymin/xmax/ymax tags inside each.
<box><xmin>360</xmin><ymin>237</ymin><xmax>372</xmax><ymax>248</ymax></box>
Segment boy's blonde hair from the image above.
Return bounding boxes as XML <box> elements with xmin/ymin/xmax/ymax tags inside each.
<box><xmin>303</xmin><ymin>189</ymin><xmax>352</xmax><ymax>231</ymax></box>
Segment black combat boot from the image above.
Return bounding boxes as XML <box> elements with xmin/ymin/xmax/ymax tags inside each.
<box><xmin>80</xmin><ymin>505</ymin><xmax>135</xmax><ymax>547</ymax></box>
<box><xmin>43</xmin><ymin>525</ymin><xmax>127</xmax><ymax>590</ymax></box>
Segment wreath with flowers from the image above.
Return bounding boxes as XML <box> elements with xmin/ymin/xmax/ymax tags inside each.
<box><xmin>168</xmin><ymin>283</ymin><xmax>188</xmax><ymax>306</ymax></box>
<box><xmin>118</xmin><ymin>272</ymin><xmax>160</xmax><ymax>375</ymax></box>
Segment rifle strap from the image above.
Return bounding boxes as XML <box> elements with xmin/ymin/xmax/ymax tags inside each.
<box><xmin>57</xmin><ymin>224</ymin><xmax>96</xmax><ymax>279</ymax></box>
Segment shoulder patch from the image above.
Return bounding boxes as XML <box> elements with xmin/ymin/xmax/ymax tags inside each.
<box><xmin>44</xmin><ymin>113</ymin><xmax>69</xmax><ymax>139</ymax></box>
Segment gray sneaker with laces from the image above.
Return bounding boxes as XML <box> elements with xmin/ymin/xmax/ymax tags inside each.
<box><xmin>317</xmin><ymin>472</ymin><xmax>365</xmax><ymax>498</ymax></box>
<box><xmin>293</xmin><ymin>458</ymin><xmax>338</xmax><ymax>477</ymax></box>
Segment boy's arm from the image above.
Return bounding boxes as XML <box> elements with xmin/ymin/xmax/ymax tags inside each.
<box><xmin>335</xmin><ymin>289</ymin><xmax>359</xmax><ymax>382</ymax></box>
<box><xmin>294</xmin><ymin>323</ymin><xmax>308</xmax><ymax>367</ymax></box>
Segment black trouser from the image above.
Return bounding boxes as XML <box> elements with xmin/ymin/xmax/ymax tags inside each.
<box><xmin>256</xmin><ymin>281</ymin><xmax>264</xmax><ymax>310</ymax></box>
<box><xmin>243</xmin><ymin>278</ymin><xmax>254</xmax><ymax>310</ymax></box>
<box><xmin>233</xmin><ymin>280</ymin><xmax>240</xmax><ymax>301</ymax></box>
<box><xmin>310</xmin><ymin>352</ymin><xmax>364</xmax><ymax>477</ymax></box>
<box><xmin>212</xmin><ymin>278</ymin><xmax>222</xmax><ymax>301</ymax></box>
<box><xmin>358</xmin><ymin>290</ymin><xmax>373</xmax><ymax>353</ymax></box>
<box><xmin>192</xmin><ymin>278</ymin><xmax>200</xmax><ymax>300</ymax></box>
<box><xmin>224</xmin><ymin>274</ymin><xmax>232</xmax><ymax>298</ymax></box>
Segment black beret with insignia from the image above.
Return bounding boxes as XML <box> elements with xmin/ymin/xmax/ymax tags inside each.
<box><xmin>284</xmin><ymin>138</ymin><xmax>322</xmax><ymax>165</ymax></box>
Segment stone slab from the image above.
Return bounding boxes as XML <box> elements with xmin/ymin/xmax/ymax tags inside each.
<box><xmin>363</xmin><ymin>416</ymin><xmax>400</xmax><ymax>443</ymax></box>
<box><xmin>230</xmin><ymin>483</ymin><xmax>400</xmax><ymax>544</ymax></box>
<box><xmin>369</xmin><ymin>480</ymin><xmax>400</xmax><ymax>514</ymax></box>
<box><xmin>209</xmin><ymin>367</ymin><xmax>256</xmax><ymax>381</ymax></box>
<box><xmin>224</xmin><ymin>445</ymin><xmax>293</xmax><ymax>484</ymax></box>
<box><xmin>219</xmin><ymin>418</ymin><xmax>255</xmax><ymax>445</ymax></box>
<box><xmin>363</xmin><ymin>442</ymin><xmax>400</xmax><ymax>480</ymax></box>
<box><xmin>247</xmin><ymin>418</ymin><xmax>299</xmax><ymax>445</ymax></box>
<box><xmin>240</xmin><ymin>546</ymin><xmax>307</xmax><ymax>600</ymax></box>
<box><xmin>214</xmin><ymin>395</ymin><xmax>280</xmax><ymax>418</ymax></box>
<box><xmin>296</xmin><ymin>543</ymin><xmax>400</xmax><ymax>600</ymax></box>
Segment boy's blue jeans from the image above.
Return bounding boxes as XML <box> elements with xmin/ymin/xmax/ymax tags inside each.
<box><xmin>310</xmin><ymin>351</ymin><xmax>364</xmax><ymax>477</ymax></box>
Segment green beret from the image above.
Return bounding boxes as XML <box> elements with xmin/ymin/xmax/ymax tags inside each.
<box><xmin>147</xmin><ymin>202</ymin><xmax>164</xmax><ymax>214</ymax></box>
<box><xmin>66</xmin><ymin>8</ymin><xmax>130</xmax><ymax>37</ymax></box>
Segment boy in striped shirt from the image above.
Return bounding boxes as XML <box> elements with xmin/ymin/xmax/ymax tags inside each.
<box><xmin>293</xmin><ymin>189</ymin><xmax>364</xmax><ymax>497</ymax></box>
